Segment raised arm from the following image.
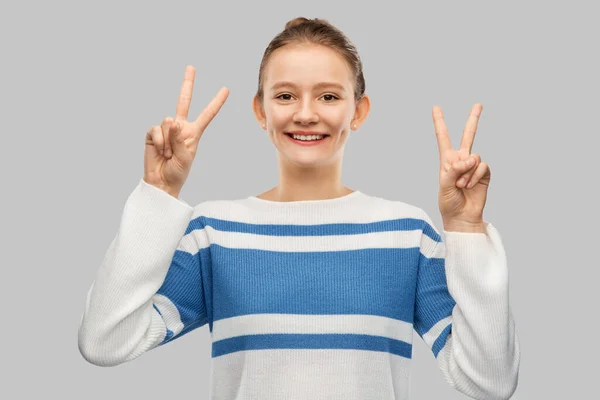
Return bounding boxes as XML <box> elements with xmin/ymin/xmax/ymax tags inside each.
<box><xmin>78</xmin><ymin>65</ymin><xmax>224</xmax><ymax>366</ymax></box>
<box><xmin>413</xmin><ymin>216</ymin><xmax>520</xmax><ymax>399</ymax></box>
<box><xmin>77</xmin><ymin>179</ymin><xmax>211</xmax><ymax>366</ymax></box>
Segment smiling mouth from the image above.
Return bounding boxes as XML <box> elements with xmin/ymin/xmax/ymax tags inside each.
<box><xmin>285</xmin><ymin>133</ymin><xmax>330</xmax><ymax>141</ymax></box>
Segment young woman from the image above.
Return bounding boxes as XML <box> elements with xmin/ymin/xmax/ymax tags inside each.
<box><xmin>78</xmin><ymin>17</ymin><xmax>520</xmax><ymax>400</ymax></box>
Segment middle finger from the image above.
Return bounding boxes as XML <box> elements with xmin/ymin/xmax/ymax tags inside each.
<box><xmin>175</xmin><ymin>65</ymin><xmax>196</xmax><ymax>121</ymax></box>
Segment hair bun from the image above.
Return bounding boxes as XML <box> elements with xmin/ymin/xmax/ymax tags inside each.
<box><xmin>284</xmin><ymin>17</ymin><xmax>311</xmax><ymax>30</ymax></box>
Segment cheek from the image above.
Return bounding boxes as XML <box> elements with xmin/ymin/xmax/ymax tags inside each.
<box><xmin>322</xmin><ymin>104</ymin><xmax>353</xmax><ymax>122</ymax></box>
<box><xmin>265</xmin><ymin>105</ymin><xmax>292</xmax><ymax>129</ymax></box>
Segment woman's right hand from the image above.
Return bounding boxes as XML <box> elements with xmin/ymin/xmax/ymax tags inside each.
<box><xmin>144</xmin><ymin>65</ymin><xmax>229</xmax><ymax>197</ymax></box>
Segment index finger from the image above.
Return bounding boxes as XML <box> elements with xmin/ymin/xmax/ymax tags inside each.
<box><xmin>192</xmin><ymin>87</ymin><xmax>230</xmax><ymax>134</ymax></box>
<box><xmin>175</xmin><ymin>65</ymin><xmax>196</xmax><ymax>121</ymax></box>
<box><xmin>432</xmin><ymin>105</ymin><xmax>453</xmax><ymax>158</ymax></box>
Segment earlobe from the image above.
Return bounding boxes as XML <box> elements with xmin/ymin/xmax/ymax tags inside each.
<box><xmin>352</xmin><ymin>95</ymin><xmax>371</xmax><ymax>130</ymax></box>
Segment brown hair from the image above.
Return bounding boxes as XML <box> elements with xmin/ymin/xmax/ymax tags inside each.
<box><xmin>256</xmin><ymin>17</ymin><xmax>366</xmax><ymax>104</ymax></box>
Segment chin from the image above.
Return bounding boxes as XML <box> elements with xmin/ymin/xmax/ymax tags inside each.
<box><xmin>286</xmin><ymin>155</ymin><xmax>325</xmax><ymax>167</ymax></box>
<box><xmin>284</xmin><ymin>150</ymin><xmax>342</xmax><ymax>169</ymax></box>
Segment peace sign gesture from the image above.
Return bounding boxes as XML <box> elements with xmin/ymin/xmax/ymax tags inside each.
<box><xmin>144</xmin><ymin>65</ymin><xmax>229</xmax><ymax>197</ymax></box>
<box><xmin>433</xmin><ymin>104</ymin><xmax>491</xmax><ymax>232</ymax></box>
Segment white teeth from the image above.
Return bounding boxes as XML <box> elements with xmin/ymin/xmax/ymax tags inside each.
<box><xmin>291</xmin><ymin>134</ymin><xmax>324</xmax><ymax>141</ymax></box>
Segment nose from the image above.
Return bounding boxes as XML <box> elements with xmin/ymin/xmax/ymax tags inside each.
<box><xmin>292</xmin><ymin>98</ymin><xmax>319</xmax><ymax>125</ymax></box>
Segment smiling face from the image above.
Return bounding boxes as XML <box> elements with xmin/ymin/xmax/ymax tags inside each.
<box><xmin>253</xmin><ymin>43</ymin><xmax>370</xmax><ymax>168</ymax></box>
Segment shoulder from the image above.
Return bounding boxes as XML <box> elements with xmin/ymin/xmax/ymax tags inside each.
<box><xmin>359</xmin><ymin>193</ymin><xmax>442</xmax><ymax>245</ymax></box>
<box><xmin>190</xmin><ymin>197</ymin><xmax>258</xmax><ymax>222</ymax></box>
<box><xmin>359</xmin><ymin>192</ymin><xmax>434</xmax><ymax>226</ymax></box>
<box><xmin>355</xmin><ymin>193</ymin><xmax>442</xmax><ymax>255</ymax></box>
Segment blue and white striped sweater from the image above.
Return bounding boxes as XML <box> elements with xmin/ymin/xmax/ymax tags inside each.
<box><xmin>79</xmin><ymin>178</ymin><xmax>520</xmax><ymax>400</ymax></box>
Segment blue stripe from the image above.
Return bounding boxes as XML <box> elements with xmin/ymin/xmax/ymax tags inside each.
<box><xmin>210</xmin><ymin>245</ymin><xmax>421</xmax><ymax>323</ymax></box>
<box><xmin>413</xmin><ymin>252</ymin><xmax>455</xmax><ymax>336</ymax></box>
<box><xmin>154</xmin><ymin>248</ymin><xmax>211</xmax><ymax>343</ymax></box>
<box><xmin>212</xmin><ymin>333</ymin><xmax>412</xmax><ymax>359</ymax></box>
<box><xmin>432</xmin><ymin>323</ymin><xmax>452</xmax><ymax>358</ymax></box>
<box><xmin>187</xmin><ymin>216</ymin><xmax>441</xmax><ymax>242</ymax></box>
<box><xmin>422</xmin><ymin>222</ymin><xmax>442</xmax><ymax>242</ymax></box>
<box><xmin>156</xmin><ymin>249</ymin><xmax>207</xmax><ymax>325</ymax></box>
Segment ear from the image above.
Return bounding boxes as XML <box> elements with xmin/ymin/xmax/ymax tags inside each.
<box><xmin>252</xmin><ymin>94</ymin><xmax>267</xmax><ymax>129</ymax></box>
<box><xmin>351</xmin><ymin>94</ymin><xmax>371</xmax><ymax>130</ymax></box>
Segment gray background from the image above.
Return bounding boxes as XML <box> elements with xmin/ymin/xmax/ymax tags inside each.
<box><xmin>1</xmin><ymin>0</ymin><xmax>597</xmax><ymax>398</ymax></box>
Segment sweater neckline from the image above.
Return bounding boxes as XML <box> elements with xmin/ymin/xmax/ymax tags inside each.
<box><xmin>246</xmin><ymin>190</ymin><xmax>362</xmax><ymax>205</ymax></box>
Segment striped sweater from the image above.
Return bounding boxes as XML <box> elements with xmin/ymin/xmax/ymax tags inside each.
<box><xmin>78</xmin><ymin>178</ymin><xmax>520</xmax><ymax>400</ymax></box>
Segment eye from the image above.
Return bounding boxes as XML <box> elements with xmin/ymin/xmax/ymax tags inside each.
<box><xmin>321</xmin><ymin>94</ymin><xmax>339</xmax><ymax>102</ymax></box>
<box><xmin>275</xmin><ymin>93</ymin><xmax>293</xmax><ymax>100</ymax></box>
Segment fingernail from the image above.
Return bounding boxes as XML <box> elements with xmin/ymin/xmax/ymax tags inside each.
<box><xmin>459</xmin><ymin>177</ymin><xmax>466</xmax><ymax>186</ymax></box>
<box><xmin>466</xmin><ymin>157</ymin><xmax>474</xmax><ymax>166</ymax></box>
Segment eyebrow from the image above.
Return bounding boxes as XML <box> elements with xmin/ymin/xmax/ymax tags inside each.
<box><xmin>270</xmin><ymin>81</ymin><xmax>346</xmax><ymax>92</ymax></box>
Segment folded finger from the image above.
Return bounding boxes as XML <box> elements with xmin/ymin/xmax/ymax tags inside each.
<box><xmin>466</xmin><ymin>161</ymin><xmax>489</xmax><ymax>188</ymax></box>
<box><xmin>456</xmin><ymin>154</ymin><xmax>481</xmax><ymax>187</ymax></box>
<box><xmin>161</xmin><ymin>117</ymin><xmax>174</xmax><ymax>157</ymax></box>
<box><xmin>147</xmin><ymin>126</ymin><xmax>164</xmax><ymax>154</ymax></box>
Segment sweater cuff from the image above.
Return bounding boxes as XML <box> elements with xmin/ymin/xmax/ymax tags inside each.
<box><xmin>138</xmin><ymin>178</ymin><xmax>194</xmax><ymax>209</ymax></box>
<box><xmin>442</xmin><ymin>221</ymin><xmax>509</xmax><ymax>293</ymax></box>
<box><xmin>127</xmin><ymin>178</ymin><xmax>195</xmax><ymax>234</ymax></box>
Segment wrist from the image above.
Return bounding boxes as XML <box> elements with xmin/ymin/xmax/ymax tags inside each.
<box><xmin>161</xmin><ymin>186</ymin><xmax>181</xmax><ymax>199</ymax></box>
<box><xmin>144</xmin><ymin>178</ymin><xmax>181</xmax><ymax>199</ymax></box>
<box><xmin>443</xmin><ymin>219</ymin><xmax>486</xmax><ymax>233</ymax></box>
<box><xmin>166</xmin><ymin>189</ymin><xmax>181</xmax><ymax>199</ymax></box>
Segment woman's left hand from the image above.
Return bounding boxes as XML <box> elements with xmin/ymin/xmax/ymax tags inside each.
<box><xmin>432</xmin><ymin>103</ymin><xmax>491</xmax><ymax>231</ymax></box>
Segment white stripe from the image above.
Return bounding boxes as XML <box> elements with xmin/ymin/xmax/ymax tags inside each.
<box><xmin>421</xmin><ymin>315</ymin><xmax>452</xmax><ymax>349</ymax></box>
<box><xmin>178</xmin><ymin>230</ymin><xmax>208</xmax><ymax>253</ymax></box>
<box><xmin>212</xmin><ymin>313</ymin><xmax>414</xmax><ymax>344</ymax></box>
<box><xmin>420</xmin><ymin>231</ymin><xmax>445</xmax><ymax>259</ymax></box>
<box><xmin>432</xmin><ymin>241</ymin><xmax>446</xmax><ymax>258</ymax></box>
<box><xmin>152</xmin><ymin>293</ymin><xmax>184</xmax><ymax>337</ymax></box>
<box><xmin>197</xmin><ymin>227</ymin><xmax>425</xmax><ymax>252</ymax></box>
<box><xmin>178</xmin><ymin>227</ymin><xmax>443</xmax><ymax>257</ymax></box>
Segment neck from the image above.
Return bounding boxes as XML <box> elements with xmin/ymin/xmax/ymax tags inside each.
<box><xmin>258</xmin><ymin>154</ymin><xmax>353</xmax><ymax>202</ymax></box>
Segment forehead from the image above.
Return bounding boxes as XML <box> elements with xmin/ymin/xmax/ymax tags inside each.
<box><xmin>264</xmin><ymin>43</ymin><xmax>353</xmax><ymax>90</ymax></box>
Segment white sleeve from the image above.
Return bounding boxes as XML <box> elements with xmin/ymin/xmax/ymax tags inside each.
<box><xmin>415</xmin><ymin>219</ymin><xmax>520</xmax><ymax>399</ymax></box>
<box><xmin>77</xmin><ymin>178</ymin><xmax>206</xmax><ymax>367</ymax></box>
